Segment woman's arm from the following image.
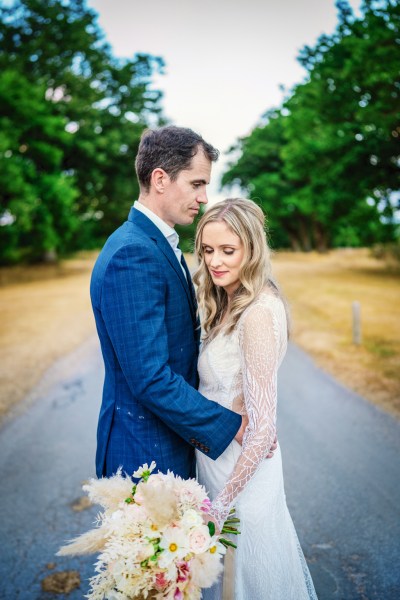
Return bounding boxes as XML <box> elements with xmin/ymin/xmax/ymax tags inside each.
<box><xmin>209</xmin><ymin>296</ymin><xmax>287</xmax><ymax>528</ymax></box>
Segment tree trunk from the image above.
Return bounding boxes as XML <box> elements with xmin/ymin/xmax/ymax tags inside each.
<box><xmin>298</xmin><ymin>218</ymin><xmax>312</xmax><ymax>252</ymax></box>
<box><xmin>312</xmin><ymin>220</ymin><xmax>329</xmax><ymax>253</ymax></box>
<box><xmin>42</xmin><ymin>249</ymin><xmax>58</xmax><ymax>263</ymax></box>
<box><xmin>287</xmin><ymin>232</ymin><xmax>302</xmax><ymax>252</ymax></box>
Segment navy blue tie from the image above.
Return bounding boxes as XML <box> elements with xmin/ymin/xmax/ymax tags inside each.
<box><xmin>180</xmin><ymin>253</ymin><xmax>197</xmax><ymax>309</ymax></box>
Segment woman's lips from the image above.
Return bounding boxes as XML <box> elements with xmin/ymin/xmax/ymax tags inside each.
<box><xmin>211</xmin><ymin>270</ymin><xmax>228</xmax><ymax>277</ymax></box>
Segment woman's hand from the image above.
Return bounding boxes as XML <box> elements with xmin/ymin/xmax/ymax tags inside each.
<box><xmin>234</xmin><ymin>415</ymin><xmax>249</xmax><ymax>445</ymax></box>
<box><xmin>266</xmin><ymin>432</ymin><xmax>278</xmax><ymax>458</ymax></box>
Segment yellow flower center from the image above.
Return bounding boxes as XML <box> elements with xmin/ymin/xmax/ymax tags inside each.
<box><xmin>169</xmin><ymin>543</ymin><xmax>178</xmax><ymax>552</ymax></box>
<box><xmin>210</xmin><ymin>546</ymin><xmax>217</xmax><ymax>554</ymax></box>
<box><xmin>151</xmin><ymin>524</ymin><xmax>158</xmax><ymax>531</ymax></box>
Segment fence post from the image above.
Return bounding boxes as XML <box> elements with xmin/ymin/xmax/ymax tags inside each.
<box><xmin>352</xmin><ymin>301</ymin><xmax>362</xmax><ymax>345</ymax></box>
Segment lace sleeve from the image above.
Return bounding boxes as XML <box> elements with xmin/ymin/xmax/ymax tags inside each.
<box><xmin>210</xmin><ymin>296</ymin><xmax>287</xmax><ymax>528</ymax></box>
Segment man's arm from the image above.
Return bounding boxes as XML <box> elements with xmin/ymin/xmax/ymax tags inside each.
<box><xmin>101</xmin><ymin>244</ymin><xmax>241</xmax><ymax>459</ymax></box>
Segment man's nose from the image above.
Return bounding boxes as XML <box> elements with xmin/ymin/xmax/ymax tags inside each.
<box><xmin>196</xmin><ymin>190</ymin><xmax>208</xmax><ymax>205</ymax></box>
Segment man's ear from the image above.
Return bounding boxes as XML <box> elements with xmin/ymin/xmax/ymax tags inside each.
<box><xmin>151</xmin><ymin>168</ymin><xmax>168</xmax><ymax>193</ymax></box>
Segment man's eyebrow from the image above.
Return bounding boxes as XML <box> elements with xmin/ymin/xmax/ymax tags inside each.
<box><xmin>191</xmin><ymin>178</ymin><xmax>208</xmax><ymax>184</ymax></box>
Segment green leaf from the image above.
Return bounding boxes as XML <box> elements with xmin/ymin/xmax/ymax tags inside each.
<box><xmin>219</xmin><ymin>538</ymin><xmax>237</xmax><ymax>549</ymax></box>
<box><xmin>207</xmin><ymin>521</ymin><xmax>216</xmax><ymax>537</ymax></box>
<box><xmin>221</xmin><ymin>528</ymin><xmax>240</xmax><ymax>535</ymax></box>
<box><xmin>224</xmin><ymin>517</ymin><xmax>240</xmax><ymax>524</ymax></box>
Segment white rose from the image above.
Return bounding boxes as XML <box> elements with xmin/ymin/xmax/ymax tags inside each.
<box><xmin>181</xmin><ymin>509</ymin><xmax>203</xmax><ymax>530</ymax></box>
<box><xmin>189</xmin><ymin>525</ymin><xmax>212</xmax><ymax>554</ymax></box>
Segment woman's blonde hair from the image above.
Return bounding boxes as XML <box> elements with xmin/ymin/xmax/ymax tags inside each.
<box><xmin>193</xmin><ymin>198</ymin><xmax>282</xmax><ymax>339</ymax></box>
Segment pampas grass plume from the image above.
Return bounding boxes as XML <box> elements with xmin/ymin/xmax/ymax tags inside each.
<box><xmin>57</xmin><ymin>527</ymin><xmax>106</xmax><ymax>556</ymax></box>
<box><xmin>83</xmin><ymin>468</ymin><xmax>133</xmax><ymax>513</ymax></box>
<box><xmin>137</xmin><ymin>477</ymin><xmax>177</xmax><ymax>528</ymax></box>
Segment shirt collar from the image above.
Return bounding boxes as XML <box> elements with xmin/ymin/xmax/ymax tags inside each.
<box><xmin>134</xmin><ymin>201</ymin><xmax>179</xmax><ymax>249</ymax></box>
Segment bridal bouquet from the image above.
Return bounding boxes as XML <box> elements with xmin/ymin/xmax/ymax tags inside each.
<box><xmin>58</xmin><ymin>462</ymin><xmax>239</xmax><ymax>600</ymax></box>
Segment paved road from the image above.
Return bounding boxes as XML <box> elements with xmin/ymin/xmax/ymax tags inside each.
<box><xmin>278</xmin><ymin>345</ymin><xmax>400</xmax><ymax>600</ymax></box>
<box><xmin>0</xmin><ymin>338</ymin><xmax>399</xmax><ymax>599</ymax></box>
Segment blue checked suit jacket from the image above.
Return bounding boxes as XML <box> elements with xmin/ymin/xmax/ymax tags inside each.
<box><xmin>90</xmin><ymin>207</ymin><xmax>241</xmax><ymax>480</ymax></box>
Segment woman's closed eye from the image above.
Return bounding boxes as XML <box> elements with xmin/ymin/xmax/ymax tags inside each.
<box><xmin>202</xmin><ymin>246</ymin><xmax>235</xmax><ymax>255</ymax></box>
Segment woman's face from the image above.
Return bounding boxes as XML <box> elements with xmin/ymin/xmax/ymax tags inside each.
<box><xmin>201</xmin><ymin>221</ymin><xmax>245</xmax><ymax>297</ymax></box>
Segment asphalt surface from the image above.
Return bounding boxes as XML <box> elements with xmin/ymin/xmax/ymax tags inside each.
<box><xmin>278</xmin><ymin>345</ymin><xmax>400</xmax><ymax>600</ymax></box>
<box><xmin>0</xmin><ymin>337</ymin><xmax>399</xmax><ymax>599</ymax></box>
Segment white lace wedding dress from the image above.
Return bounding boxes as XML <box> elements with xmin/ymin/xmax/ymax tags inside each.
<box><xmin>196</xmin><ymin>289</ymin><xmax>318</xmax><ymax>600</ymax></box>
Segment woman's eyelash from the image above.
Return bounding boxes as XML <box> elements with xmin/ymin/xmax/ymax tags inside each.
<box><xmin>203</xmin><ymin>248</ymin><xmax>234</xmax><ymax>255</ymax></box>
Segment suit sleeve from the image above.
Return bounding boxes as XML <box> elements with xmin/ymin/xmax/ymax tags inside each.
<box><xmin>100</xmin><ymin>243</ymin><xmax>241</xmax><ymax>460</ymax></box>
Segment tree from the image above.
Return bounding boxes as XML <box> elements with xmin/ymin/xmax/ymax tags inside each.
<box><xmin>222</xmin><ymin>0</ymin><xmax>400</xmax><ymax>251</ymax></box>
<box><xmin>222</xmin><ymin>111</ymin><xmax>301</xmax><ymax>250</ymax></box>
<box><xmin>284</xmin><ymin>0</ymin><xmax>399</xmax><ymax>249</ymax></box>
<box><xmin>0</xmin><ymin>0</ymin><xmax>165</xmax><ymax>262</ymax></box>
<box><xmin>0</xmin><ymin>69</ymin><xmax>78</xmax><ymax>263</ymax></box>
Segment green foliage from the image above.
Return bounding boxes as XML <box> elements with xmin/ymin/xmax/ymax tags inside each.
<box><xmin>0</xmin><ymin>0</ymin><xmax>165</xmax><ymax>263</ymax></box>
<box><xmin>222</xmin><ymin>0</ymin><xmax>400</xmax><ymax>251</ymax></box>
<box><xmin>0</xmin><ymin>68</ymin><xmax>78</xmax><ymax>263</ymax></box>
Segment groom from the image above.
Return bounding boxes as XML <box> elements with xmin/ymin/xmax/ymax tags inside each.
<box><xmin>91</xmin><ymin>125</ymin><xmax>245</xmax><ymax>480</ymax></box>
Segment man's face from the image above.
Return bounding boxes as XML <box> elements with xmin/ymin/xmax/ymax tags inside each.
<box><xmin>160</xmin><ymin>150</ymin><xmax>212</xmax><ymax>227</ymax></box>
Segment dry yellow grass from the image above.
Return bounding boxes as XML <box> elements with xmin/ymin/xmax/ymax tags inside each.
<box><xmin>272</xmin><ymin>248</ymin><xmax>400</xmax><ymax>418</ymax></box>
<box><xmin>0</xmin><ymin>248</ymin><xmax>399</xmax><ymax>425</ymax></box>
<box><xmin>0</xmin><ymin>253</ymin><xmax>98</xmax><ymax>423</ymax></box>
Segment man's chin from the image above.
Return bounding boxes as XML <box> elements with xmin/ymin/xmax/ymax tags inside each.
<box><xmin>179</xmin><ymin>215</ymin><xmax>197</xmax><ymax>226</ymax></box>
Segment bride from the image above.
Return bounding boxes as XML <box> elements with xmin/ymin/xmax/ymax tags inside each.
<box><xmin>193</xmin><ymin>198</ymin><xmax>317</xmax><ymax>600</ymax></box>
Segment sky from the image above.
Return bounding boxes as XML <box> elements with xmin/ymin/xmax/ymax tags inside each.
<box><xmin>87</xmin><ymin>0</ymin><xmax>362</xmax><ymax>201</ymax></box>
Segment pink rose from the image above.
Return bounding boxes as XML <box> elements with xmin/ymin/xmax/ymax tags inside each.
<box><xmin>174</xmin><ymin>589</ymin><xmax>184</xmax><ymax>600</ymax></box>
<box><xmin>189</xmin><ymin>525</ymin><xmax>211</xmax><ymax>554</ymax></box>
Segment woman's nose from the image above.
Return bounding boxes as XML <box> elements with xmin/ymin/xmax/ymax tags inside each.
<box><xmin>210</xmin><ymin>252</ymin><xmax>222</xmax><ymax>267</ymax></box>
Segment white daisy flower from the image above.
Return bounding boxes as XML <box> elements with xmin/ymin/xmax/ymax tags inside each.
<box><xmin>132</xmin><ymin>461</ymin><xmax>157</xmax><ymax>479</ymax></box>
<box><xmin>158</xmin><ymin>526</ymin><xmax>190</xmax><ymax>567</ymax></box>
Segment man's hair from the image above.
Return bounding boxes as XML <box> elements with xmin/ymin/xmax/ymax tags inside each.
<box><xmin>135</xmin><ymin>125</ymin><xmax>219</xmax><ymax>191</ymax></box>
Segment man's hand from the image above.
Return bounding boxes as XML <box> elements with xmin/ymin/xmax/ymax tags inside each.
<box><xmin>234</xmin><ymin>415</ymin><xmax>248</xmax><ymax>445</ymax></box>
<box><xmin>266</xmin><ymin>433</ymin><xmax>278</xmax><ymax>459</ymax></box>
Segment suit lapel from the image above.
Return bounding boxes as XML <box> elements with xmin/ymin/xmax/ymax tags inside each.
<box><xmin>128</xmin><ymin>208</ymin><xmax>198</xmax><ymax>323</ymax></box>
